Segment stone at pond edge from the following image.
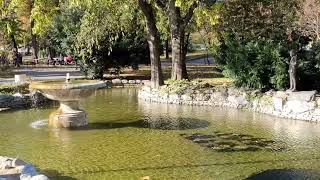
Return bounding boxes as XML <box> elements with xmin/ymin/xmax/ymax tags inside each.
<box><xmin>0</xmin><ymin>156</ymin><xmax>49</xmax><ymax>180</ymax></box>
<box><xmin>287</xmin><ymin>91</ymin><xmax>317</xmax><ymax>102</ymax></box>
<box><xmin>112</xmin><ymin>79</ymin><xmax>122</xmax><ymax>84</ymax></box>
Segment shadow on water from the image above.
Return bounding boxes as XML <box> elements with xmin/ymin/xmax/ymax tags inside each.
<box><xmin>69</xmin><ymin>118</ymin><xmax>210</xmax><ymax>131</ymax></box>
<box><xmin>40</xmin><ymin>169</ymin><xmax>77</xmax><ymax>180</ymax></box>
<box><xmin>245</xmin><ymin>169</ymin><xmax>320</xmax><ymax>180</ymax></box>
<box><xmin>181</xmin><ymin>132</ymin><xmax>286</xmax><ymax>152</ymax></box>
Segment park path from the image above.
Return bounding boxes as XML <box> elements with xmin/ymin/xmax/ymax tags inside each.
<box><xmin>0</xmin><ymin>56</ymin><xmax>215</xmax><ymax>85</ymax></box>
<box><xmin>161</xmin><ymin>56</ymin><xmax>215</xmax><ymax>66</ymax></box>
<box><xmin>0</xmin><ymin>67</ymin><xmax>83</xmax><ymax>85</ymax></box>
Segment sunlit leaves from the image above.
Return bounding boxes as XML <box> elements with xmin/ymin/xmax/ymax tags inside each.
<box><xmin>31</xmin><ymin>0</ymin><xmax>59</xmax><ymax>35</ymax></box>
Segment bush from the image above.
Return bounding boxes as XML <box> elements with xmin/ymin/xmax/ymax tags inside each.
<box><xmin>217</xmin><ymin>38</ymin><xmax>288</xmax><ymax>90</ymax></box>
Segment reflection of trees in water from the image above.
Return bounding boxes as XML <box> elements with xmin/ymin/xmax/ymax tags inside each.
<box><xmin>138</xmin><ymin>100</ymin><xmax>209</xmax><ymax>130</ymax></box>
<box><xmin>143</xmin><ymin>117</ymin><xmax>210</xmax><ymax>130</ymax></box>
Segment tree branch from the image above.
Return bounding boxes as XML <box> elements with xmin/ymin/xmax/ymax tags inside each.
<box><xmin>154</xmin><ymin>0</ymin><xmax>167</xmax><ymax>11</ymax></box>
<box><xmin>182</xmin><ymin>1</ymin><xmax>199</xmax><ymax>25</ymax></box>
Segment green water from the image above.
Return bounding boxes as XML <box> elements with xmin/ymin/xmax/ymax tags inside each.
<box><xmin>1</xmin><ymin>88</ymin><xmax>320</xmax><ymax>179</ymax></box>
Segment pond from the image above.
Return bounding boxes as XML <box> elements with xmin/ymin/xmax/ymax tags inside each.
<box><xmin>0</xmin><ymin>88</ymin><xmax>320</xmax><ymax>179</ymax></box>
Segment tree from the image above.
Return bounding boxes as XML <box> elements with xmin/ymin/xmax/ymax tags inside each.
<box><xmin>155</xmin><ymin>0</ymin><xmax>199</xmax><ymax>80</ymax></box>
<box><xmin>0</xmin><ymin>0</ymin><xmax>23</xmax><ymax>52</ymax></box>
<box><xmin>217</xmin><ymin>0</ymin><xmax>302</xmax><ymax>90</ymax></box>
<box><xmin>300</xmin><ymin>0</ymin><xmax>320</xmax><ymax>41</ymax></box>
<box><xmin>138</xmin><ymin>0</ymin><xmax>164</xmax><ymax>89</ymax></box>
<box><xmin>11</xmin><ymin>0</ymin><xmax>39</xmax><ymax>58</ymax></box>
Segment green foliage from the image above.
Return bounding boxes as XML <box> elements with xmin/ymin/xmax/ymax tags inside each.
<box><xmin>296</xmin><ymin>43</ymin><xmax>320</xmax><ymax>90</ymax></box>
<box><xmin>218</xmin><ymin>38</ymin><xmax>287</xmax><ymax>90</ymax></box>
<box><xmin>31</xmin><ymin>0</ymin><xmax>59</xmax><ymax>35</ymax></box>
<box><xmin>216</xmin><ymin>0</ymin><xmax>304</xmax><ymax>90</ymax></box>
<box><xmin>0</xmin><ymin>1</ymin><xmax>24</xmax><ymax>49</ymax></box>
<box><xmin>162</xmin><ymin>79</ymin><xmax>192</xmax><ymax>94</ymax></box>
<box><xmin>48</xmin><ymin>2</ymin><xmax>83</xmax><ymax>55</ymax></box>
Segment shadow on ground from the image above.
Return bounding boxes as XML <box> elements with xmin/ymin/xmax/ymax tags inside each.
<box><xmin>245</xmin><ymin>169</ymin><xmax>320</xmax><ymax>180</ymax></box>
<box><xmin>40</xmin><ymin>169</ymin><xmax>77</xmax><ymax>180</ymax></box>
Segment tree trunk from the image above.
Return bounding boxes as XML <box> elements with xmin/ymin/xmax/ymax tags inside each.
<box><xmin>168</xmin><ymin>0</ymin><xmax>189</xmax><ymax>80</ymax></box>
<box><xmin>11</xmin><ymin>34</ymin><xmax>18</xmax><ymax>52</ymax></box>
<box><xmin>138</xmin><ymin>0</ymin><xmax>164</xmax><ymax>89</ymax></box>
<box><xmin>289</xmin><ymin>50</ymin><xmax>298</xmax><ymax>91</ymax></box>
<box><xmin>181</xmin><ymin>32</ymin><xmax>190</xmax><ymax>79</ymax></box>
<box><xmin>31</xmin><ymin>19</ymin><xmax>39</xmax><ymax>60</ymax></box>
<box><xmin>165</xmin><ymin>38</ymin><xmax>169</xmax><ymax>59</ymax></box>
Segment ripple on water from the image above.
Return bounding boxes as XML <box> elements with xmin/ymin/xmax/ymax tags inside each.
<box><xmin>30</xmin><ymin>119</ymin><xmax>48</xmax><ymax>129</ymax></box>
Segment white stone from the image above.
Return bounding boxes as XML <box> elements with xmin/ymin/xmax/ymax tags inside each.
<box><xmin>284</xmin><ymin>100</ymin><xmax>316</xmax><ymax>114</ymax></box>
<box><xmin>316</xmin><ymin>98</ymin><xmax>320</xmax><ymax>107</ymax></box>
<box><xmin>15</xmin><ymin>74</ymin><xmax>27</xmax><ymax>84</ymax></box>
<box><xmin>121</xmin><ymin>79</ymin><xmax>128</xmax><ymax>84</ymax></box>
<box><xmin>136</xmin><ymin>80</ymin><xmax>141</xmax><ymax>84</ymax></box>
<box><xmin>275</xmin><ymin>91</ymin><xmax>287</xmax><ymax>99</ymax></box>
<box><xmin>313</xmin><ymin>108</ymin><xmax>320</xmax><ymax>116</ymax></box>
<box><xmin>111</xmin><ymin>79</ymin><xmax>122</xmax><ymax>84</ymax></box>
<box><xmin>142</xmin><ymin>80</ymin><xmax>151</xmax><ymax>86</ymax></box>
<box><xmin>273</xmin><ymin>97</ymin><xmax>284</xmax><ymax>111</ymax></box>
<box><xmin>13</xmin><ymin>93</ymin><xmax>23</xmax><ymax>97</ymax></box>
<box><xmin>211</xmin><ymin>92</ymin><xmax>227</xmax><ymax>101</ymax></box>
<box><xmin>227</xmin><ymin>95</ymin><xmax>248</xmax><ymax>107</ymax></box>
<box><xmin>181</xmin><ymin>94</ymin><xmax>192</xmax><ymax>101</ymax></box>
<box><xmin>287</xmin><ymin>91</ymin><xmax>317</xmax><ymax>102</ymax></box>
<box><xmin>169</xmin><ymin>94</ymin><xmax>180</xmax><ymax>101</ymax></box>
<box><xmin>128</xmin><ymin>80</ymin><xmax>136</xmax><ymax>84</ymax></box>
<box><xmin>31</xmin><ymin>175</ymin><xmax>49</xmax><ymax>180</ymax></box>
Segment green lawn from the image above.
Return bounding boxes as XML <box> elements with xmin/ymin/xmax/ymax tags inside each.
<box><xmin>160</xmin><ymin>50</ymin><xmax>209</xmax><ymax>62</ymax></box>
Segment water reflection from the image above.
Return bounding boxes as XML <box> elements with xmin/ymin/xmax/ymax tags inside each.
<box><xmin>139</xmin><ymin>100</ymin><xmax>210</xmax><ymax>130</ymax></box>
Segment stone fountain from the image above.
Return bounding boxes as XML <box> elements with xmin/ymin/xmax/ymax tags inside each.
<box><xmin>30</xmin><ymin>74</ymin><xmax>106</xmax><ymax>128</ymax></box>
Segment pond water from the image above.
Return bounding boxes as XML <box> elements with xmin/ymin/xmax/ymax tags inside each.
<box><xmin>1</xmin><ymin>88</ymin><xmax>320</xmax><ymax>179</ymax></box>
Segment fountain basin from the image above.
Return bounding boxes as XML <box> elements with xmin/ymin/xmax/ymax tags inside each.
<box><xmin>30</xmin><ymin>80</ymin><xmax>106</xmax><ymax>128</ymax></box>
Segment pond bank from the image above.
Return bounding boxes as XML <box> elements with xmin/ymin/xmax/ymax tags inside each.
<box><xmin>138</xmin><ymin>85</ymin><xmax>320</xmax><ymax>122</ymax></box>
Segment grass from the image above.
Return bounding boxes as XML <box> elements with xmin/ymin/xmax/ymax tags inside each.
<box><xmin>0</xmin><ymin>67</ymin><xmax>14</xmax><ymax>78</ymax></box>
<box><xmin>105</xmin><ymin>64</ymin><xmax>233</xmax><ymax>87</ymax></box>
<box><xmin>105</xmin><ymin>65</ymin><xmax>224</xmax><ymax>80</ymax></box>
<box><xmin>160</xmin><ymin>50</ymin><xmax>209</xmax><ymax>62</ymax></box>
<box><xmin>0</xmin><ymin>83</ymin><xmax>29</xmax><ymax>95</ymax></box>
<box><xmin>194</xmin><ymin>78</ymin><xmax>234</xmax><ymax>86</ymax></box>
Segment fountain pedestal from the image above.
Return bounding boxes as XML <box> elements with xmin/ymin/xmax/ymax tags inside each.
<box><xmin>49</xmin><ymin>101</ymin><xmax>87</xmax><ymax>128</ymax></box>
<box><xmin>29</xmin><ymin>79</ymin><xmax>106</xmax><ymax>128</ymax></box>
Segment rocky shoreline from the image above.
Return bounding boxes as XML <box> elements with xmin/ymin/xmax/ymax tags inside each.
<box><xmin>138</xmin><ymin>85</ymin><xmax>320</xmax><ymax>122</ymax></box>
<box><xmin>0</xmin><ymin>92</ymin><xmax>51</xmax><ymax>112</ymax></box>
<box><xmin>0</xmin><ymin>156</ymin><xmax>48</xmax><ymax>180</ymax></box>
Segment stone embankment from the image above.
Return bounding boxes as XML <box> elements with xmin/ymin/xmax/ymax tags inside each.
<box><xmin>110</xmin><ymin>78</ymin><xmax>146</xmax><ymax>87</ymax></box>
<box><xmin>0</xmin><ymin>156</ymin><xmax>48</xmax><ymax>180</ymax></box>
<box><xmin>139</xmin><ymin>85</ymin><xmax>320</xmax><ymax>122</ymax></box>
<box><xmin>0</xmin><ymin>92</ymin><xmax>51</xmax><ymax>112</ymax></box>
